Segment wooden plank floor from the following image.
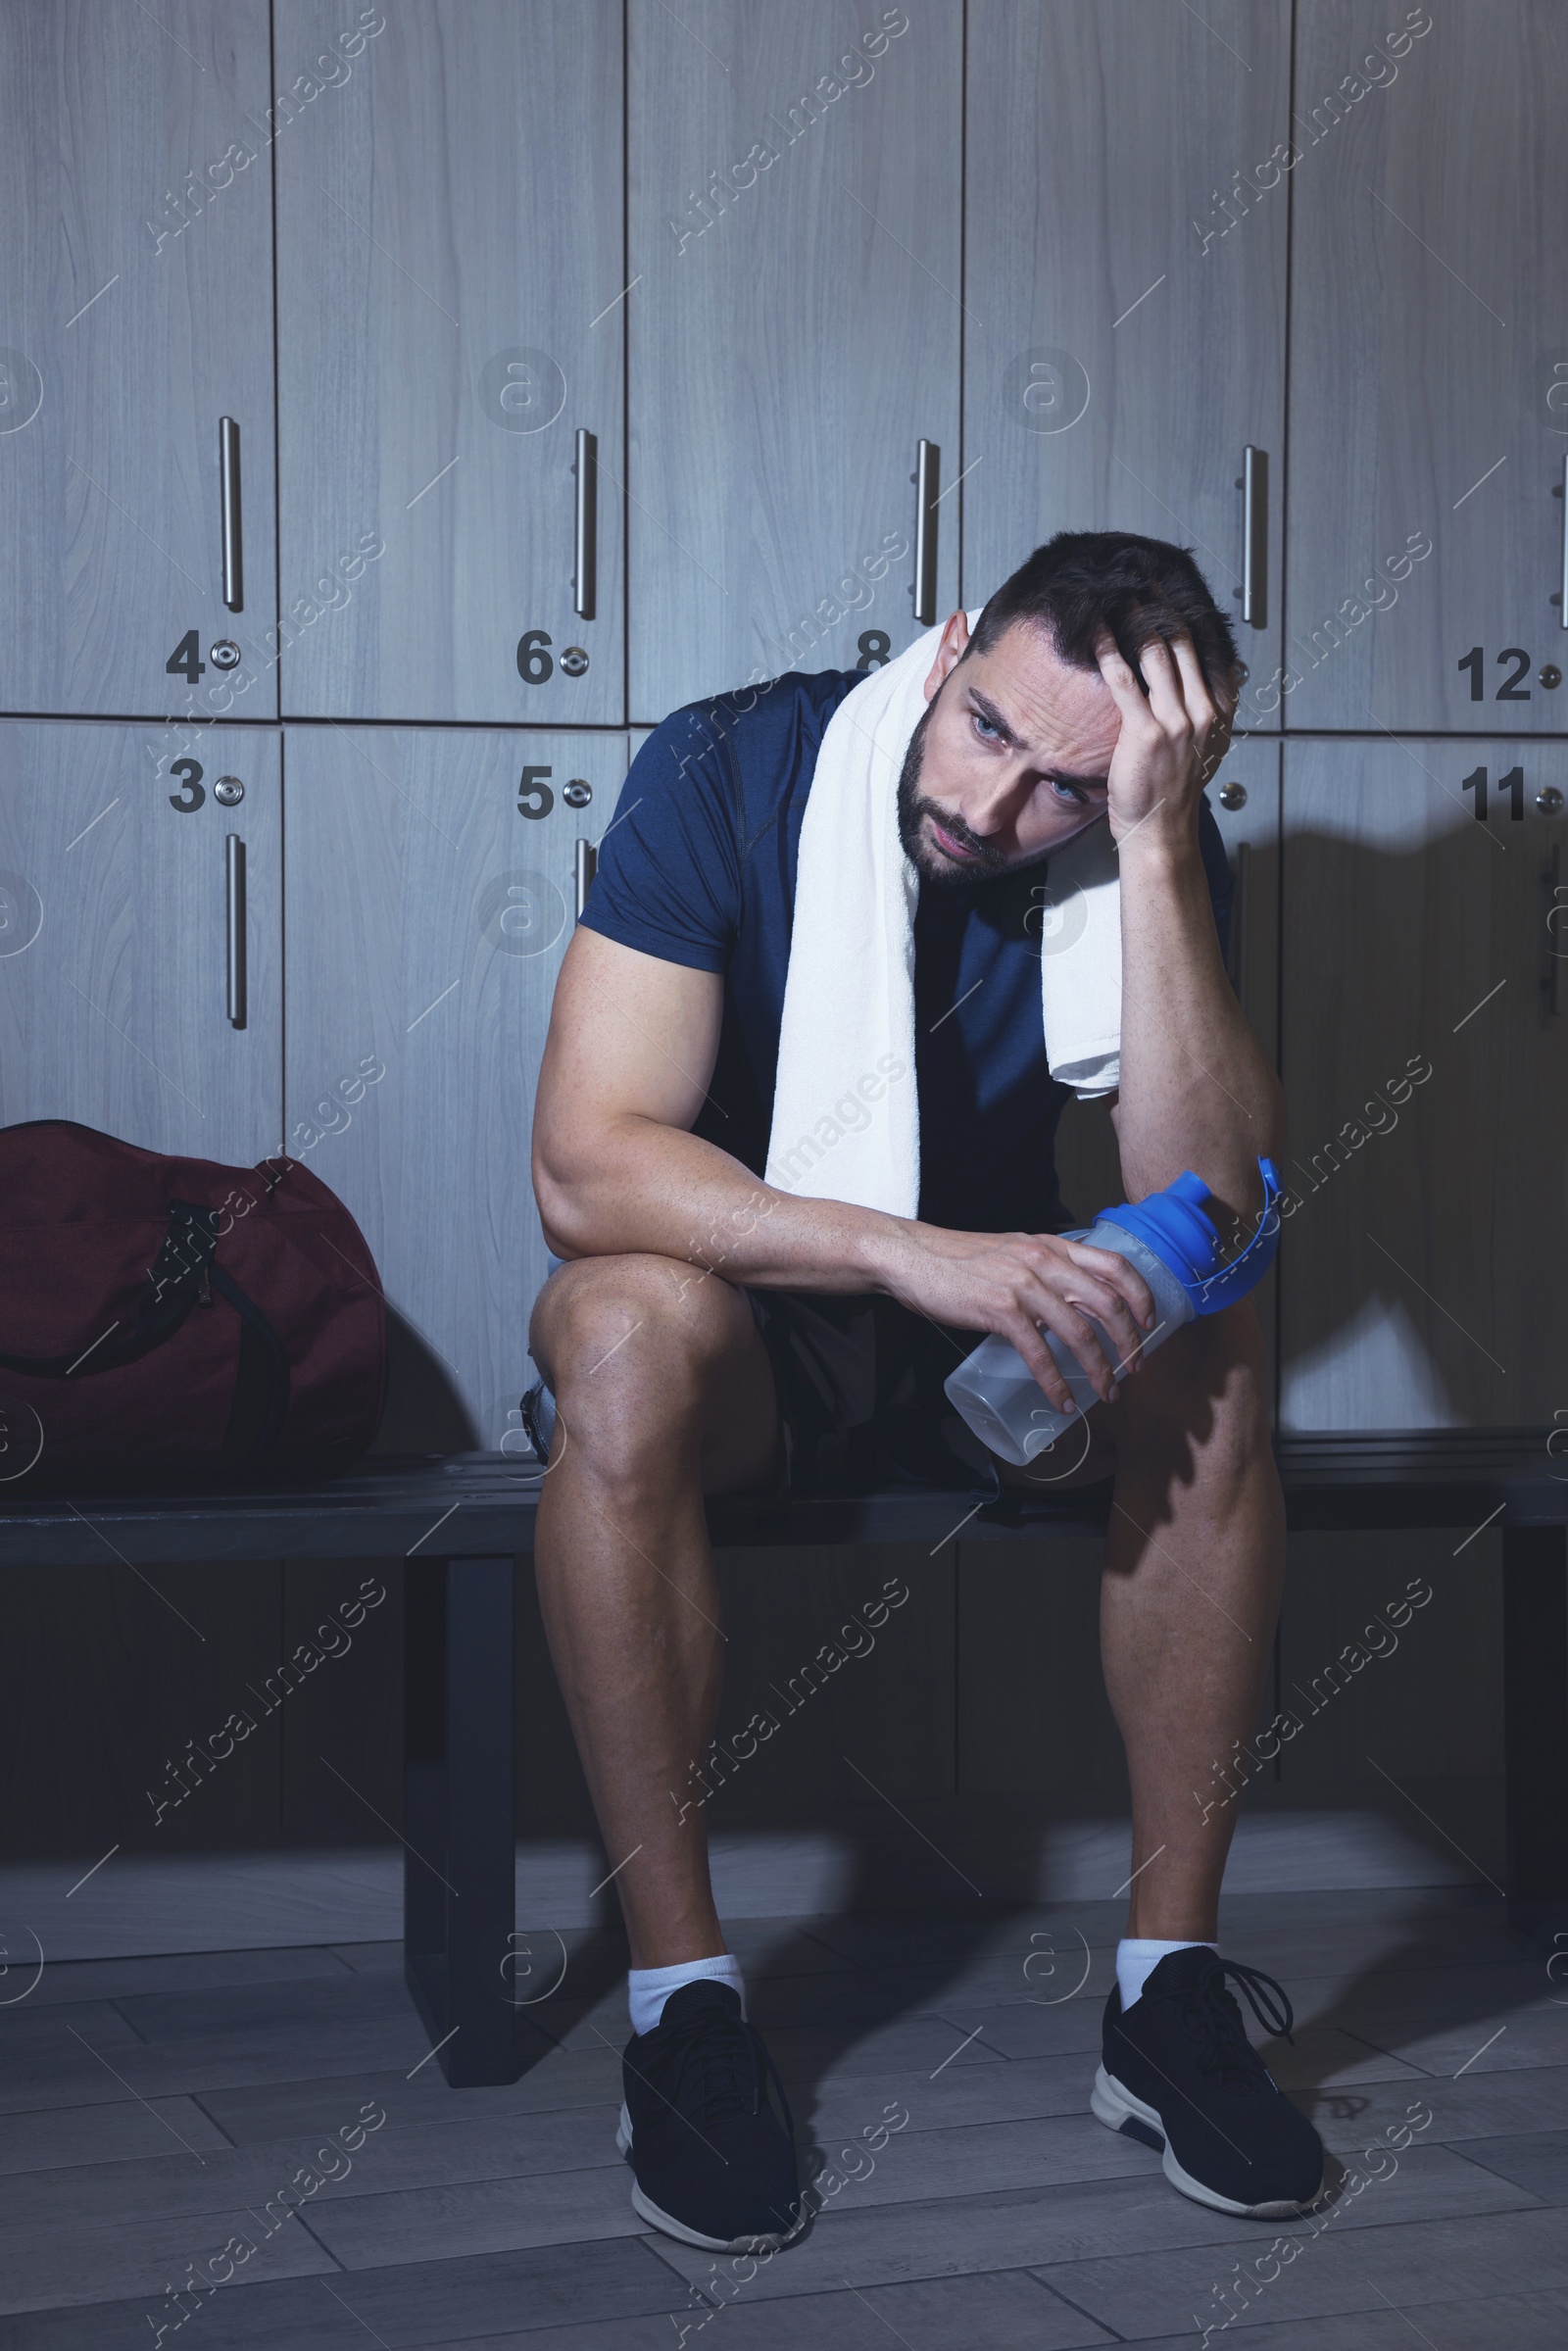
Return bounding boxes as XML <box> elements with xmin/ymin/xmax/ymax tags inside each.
<box><xmin>0</xmin><ymin>1886</ymin><xmax>1563</xmax><ymax>2347</ymax></box>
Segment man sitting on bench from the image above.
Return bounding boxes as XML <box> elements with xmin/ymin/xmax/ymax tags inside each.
<box><xmin>525</xmin><ymin>530</ymin><xmax>1325</xmax><ymax>2252</ymax></box>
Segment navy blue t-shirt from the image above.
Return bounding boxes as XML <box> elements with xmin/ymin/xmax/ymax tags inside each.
<box><xmin>580</xmin><ymin>666</ymin><xmax>1233</xmax><ymax>1235</ymax></box>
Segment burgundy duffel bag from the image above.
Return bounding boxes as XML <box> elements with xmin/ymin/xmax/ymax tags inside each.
<box><xmin>0</xmin><ymin>1121</ymin><xmax>388</xmax><ymax>1493</ymax></box>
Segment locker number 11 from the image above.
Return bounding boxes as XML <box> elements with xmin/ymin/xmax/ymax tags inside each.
<box><xmin>1462</xmin><ymin>764</ymin><xmax>1524</xmax><ymax>822</ymax></box>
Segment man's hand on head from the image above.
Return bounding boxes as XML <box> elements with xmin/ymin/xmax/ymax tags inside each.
<box><xmin>1093</xmin><ymin>626</ymin><xmax>1236</xmax><ymax>855</ymax></box>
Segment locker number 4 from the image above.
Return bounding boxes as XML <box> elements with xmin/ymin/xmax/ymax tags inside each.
<box><xmin>166</xmin><ymin>629</ymin><xmax>240</xmax><ymax>683</ymax></box>
<box><xmin>168</xmin><ymin>629</ymin><xmax>206</xmax><ymax>683</ymax></box>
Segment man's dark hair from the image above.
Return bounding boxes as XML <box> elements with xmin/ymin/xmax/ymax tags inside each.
<box><xmin>963</xmin><ymin>529</ymin><xmax>1240</xmax><ymax>698</ymax></box>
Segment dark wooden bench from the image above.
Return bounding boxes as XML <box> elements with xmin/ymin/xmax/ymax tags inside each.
<box><xmin>3</xmin><ymin>1431</ymin><xmax>1563</xmax><ymax>2087</ymax></box>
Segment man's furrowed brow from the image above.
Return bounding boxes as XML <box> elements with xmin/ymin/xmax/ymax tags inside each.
<box><xmin>965</xmin><ymin>685</ymin><xmax>1024</xmax><ymax>747</ymax></box>
<box><xmin>965</xmin><ymin>685</ymin><xmax>1107</xmax><ymax>788</ymax></box>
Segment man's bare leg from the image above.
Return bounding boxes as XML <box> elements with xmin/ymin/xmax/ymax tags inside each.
<box><xmin>1007</xmin><ymin>1298</ymin><xmax>1282</xmax><ymax>1940</ymax></box>
<box><xmin>1102</xmin><ymin>1300</ymin><xmax>1283</xmax><ymax>1939</ymax></box>
<box><xmin>528</xmin><ymin>1254</ymin><xmax>783</xmax><ymax>1970</ymax></box>
<box><xmin>534</xmin><ymin>1258</ymin><xmax>1276</xmax><ymax>1963</ymax></box>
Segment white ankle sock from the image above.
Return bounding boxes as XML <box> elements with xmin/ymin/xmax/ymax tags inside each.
<box><xmin>1117</xmin><ymin>1936</ymin><xmax>1216</xmax><ymax>2011</ymax></box>
<box><xmin>628</xmin><ymin>1953</ymin><xmax>746</xmax><ymax>2038</ymax></box>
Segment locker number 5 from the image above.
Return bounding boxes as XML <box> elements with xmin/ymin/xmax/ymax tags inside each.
<box><xmin>517</xmin><ymin>766</ymin><xmax>554</xmax><ymax>819</ymax></box>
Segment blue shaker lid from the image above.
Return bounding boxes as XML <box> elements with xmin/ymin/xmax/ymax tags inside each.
<box><xmin>1097</xmin><ymin>1156</ymin><xmax>1283</xmax><ymax>1316</ymax></box>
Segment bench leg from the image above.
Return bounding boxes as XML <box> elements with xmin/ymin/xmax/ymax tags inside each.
<box><xmin>1502</xmin><ymin>1526</ymin><xmax>1568</xmax><ymax>1933</ymax></box>
<box><xmin>404</xmin><ymin>1552</ymin><xmax>518</xmax><ymax>2085</ymax></box>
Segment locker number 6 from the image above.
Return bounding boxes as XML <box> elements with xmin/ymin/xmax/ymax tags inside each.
<box><xmin>516</xmin><ymin>629</ymin><xmax>554</xmax><ymax>685</ymax></box>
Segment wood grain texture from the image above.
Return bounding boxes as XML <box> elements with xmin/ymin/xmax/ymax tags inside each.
<box><xmin>703</xmin><ymin>1543</ymin><xmax>958</xmax><ymax>1817</ymax></box>
<box><xmin>523</xmin><ymin>1543</ymin><xmax>968</xmax><ymax>1840</ymax></box>
<box><xmin>1206</xmin><ymin>740</ymin><xmax>1284</xmax><ymax>1411</ymax></box>
<box><xmin>0</xmin><ymin>721</ymin><xmax>282</xmax><ymax>1161</ymax></box>
<box><xmin>275</xmin><ymin>0</ymin><xmax>626</xmax><ymax>723</ymax></box>
<box><xmin>280</xmin><ymin>1558</ymin><xmax>403</xmax><ymax>1845</ymax></box>
<box><xmin>519</xmin><ymin>1555</ymin><xmax>594</xmax><ymax>1833</ymax></box>
<box><xmin>1273</xmin><ymin>1530</ymin><xmax>1503</xmax><ymax>1796</ymax></box>
<box><xmin>0</xmin><ymin>1</ymin><xmax>277</xmax><ymax>719</ymax></box>
<box><xmin>628</xmin><ymin>0</ymin><xmax>961</xmax><ymax>718</ymax></box>
<box><xmin>0</xmin><ymin>2207</ymin><xmax>333</xmax><ymax>2322</ymax></box>
<box><xmin>963</xmin><ymin>2</ymin><xmax>1290</xmax><ymax>679</ymax></box>
<box><xmin>0</xmin><ymin>719</ymin><xmax>287</xmax><ymax>1864</ymax></box>
<box><xmin>282</xmin><ymin>725</ymin><xmax>628</xmax><ymax>1448</ymax></box>
<box><xmin>956</xmin><ymin>1535</ymin><xmax>1126</xmax><ymax>1802</ymax></box>
<box><xmin>1279</xmin><ymin>737</ymin><xmax>1567</xmax><ymax>1428</ymax></box>
<box><xmin>2</xmin><ymin>1883</ymin><xmax>1562</xmax><ymax>2336</ymax></box>
<box><xmin>1285</xmin><ymin>0</ymin><xmax>1568</xmax><ymax>730</ymax></box>
<box><xmin>0</xmin><ymin>1556</ymin><xmax>283</xmax><ymax>1858</ymax></box>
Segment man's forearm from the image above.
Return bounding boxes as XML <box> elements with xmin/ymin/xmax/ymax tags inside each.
<box><xmin>539</xmin><ymin>1112</ymin><xmax>907</xmax><ymax>1296</ymax></box>
<box><xmin>1114</xmin><ymin>830</ymin><xmax>1284</xmax><ymax>1222</ymax></box>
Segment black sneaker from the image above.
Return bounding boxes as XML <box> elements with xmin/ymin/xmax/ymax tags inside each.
<box><xmin>615</xmin><ymin>1979</ymin><xmax>805</xmax><ymax>2251</ymax></box>
<box><xmin>1092</xmin><ymin>1947</ymin><xmax>1326</xmax><ymax>2217</ymax></box>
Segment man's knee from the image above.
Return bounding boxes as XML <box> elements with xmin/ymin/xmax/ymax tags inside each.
<box><xmin>529</xmin><ymin>1252</ymin><xmax>746</xmax><ymax>1417</ymax></box>
<box><xmin>1115</xmin><ymin>1299</ymin><xmax>1271</xmax><ymax>1469</ymax></box>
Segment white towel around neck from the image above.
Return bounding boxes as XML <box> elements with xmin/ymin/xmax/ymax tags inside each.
<box><xmin>762</xmin><ymin>609</ymin><xmax>1122</xmax><ymax>1217</ymax></box>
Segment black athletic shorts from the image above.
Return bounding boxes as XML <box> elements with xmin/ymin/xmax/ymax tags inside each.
<box><xmin>520</xmin><ymin>1224</ymin><xmax>1084</xmax><ymax>1501</ymax></box>
<box><xmin>519</xmin><ymin>1281</ymin><xmax>1004</xmax><ymax>1499</ymax></box>
<box><xmin>743</xmin><ymin>1287</ymin><xmax>1005</xmax><ymax>1500</ymax></box>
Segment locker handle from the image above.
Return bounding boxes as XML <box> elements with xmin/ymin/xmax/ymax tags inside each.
<box><xmin>574</xmin><ymin>837</ymin><xmax>598</xmax><ymax>921</ymax></box>
<box><xmin>1559</xmin><ymin>452</ymin><xmax>1567</xmax><ymax>632</ymax></box>
<box><xmin>1242</xmin><ymin>446</ymin><xmax>1267</xmax><ymax>628</ymax></box>
<box><xmin>219</xmin><ymin>416</ymin><xmax>243</xmax><ymax>612</ymax></box>
<box><xmin>572</xmin><ymin>427</ymin><xmax>597</xmax><ymax>621</ymax></box>
<box><xmin>225</xmin><ymin>834</ymin><xmax>247</xmax><ymax>1029</ymax></box>
<box><xmin>912</xmin><ymin>440</ymin><xmax>940</xmax><ymax>626</ymax></box>
<box><xmin>1228</xmin><ymin>838</ymin><xmax>1250</xmax><ymax>1007</ymax></box>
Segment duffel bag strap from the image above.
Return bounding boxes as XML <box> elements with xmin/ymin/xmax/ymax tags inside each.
<box><xmin>0</xmin><ymin>1199</ymin><xmax>220</xmax><ymax>1378</ymax></box>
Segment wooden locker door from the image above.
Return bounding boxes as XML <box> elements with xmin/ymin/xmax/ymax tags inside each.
<box><xmin>628</xmin><ymin>2</ymin><xmax>961</xmax><ymax>721</ymax></box>
<box><xmin>0</xmin><ymin>720</ymin><xmax>284</xmax><ymax>1858</ymax></box>
<box><xmin>0</xmin><ymin>2</ymin><xmax>277</xmax><ymax>720</ymax></box>
<box><xmin>962</xmin><ymin>2</ymin><xmax>1290</xmax><ymax>711</ymax></box>
<box><xmin>0</xmin><ymin>721</ymin><xmax>281</xmax><ymax>1156</ymax></box>
<box><xmin>275</xmin><ymin>1</ymin><xmax>625</xmax><ymax>725</ymax></box>
<box><xmin>1286</xmin><ymin>2</ymin><xmax>1568</xmax><ymax>732</ymax></box>
<box><xmin>1279</xmin><ymin>738</ymin><xmax>1568</xmax><ymax>1429</ymax></box>
<box><xmin>1207</xmin><ymin>741</ymin><xmax>1283</xmax><ymax>1424</ymax></box>
<box><xmin>283</xmin><ymin>726</ymin><xmax>628</xmax><ymax>1452</ymax></box>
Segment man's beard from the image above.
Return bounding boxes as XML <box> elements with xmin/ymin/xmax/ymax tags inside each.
<box><xmin>895</xmin><ymin>691</ymin><xmax>1014</xmax><ymax>886</ymax></box>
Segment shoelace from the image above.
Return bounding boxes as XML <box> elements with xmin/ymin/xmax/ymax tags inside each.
<box><xmin>639</xmin><ymin>2002</ymin><xmax>797</xmax><ymax>2144</ymax></box>
<box><xmin>1168</xmin><ymin>1954</ymin><xmax>1297</xmax><ymax>2090</ymax></box>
